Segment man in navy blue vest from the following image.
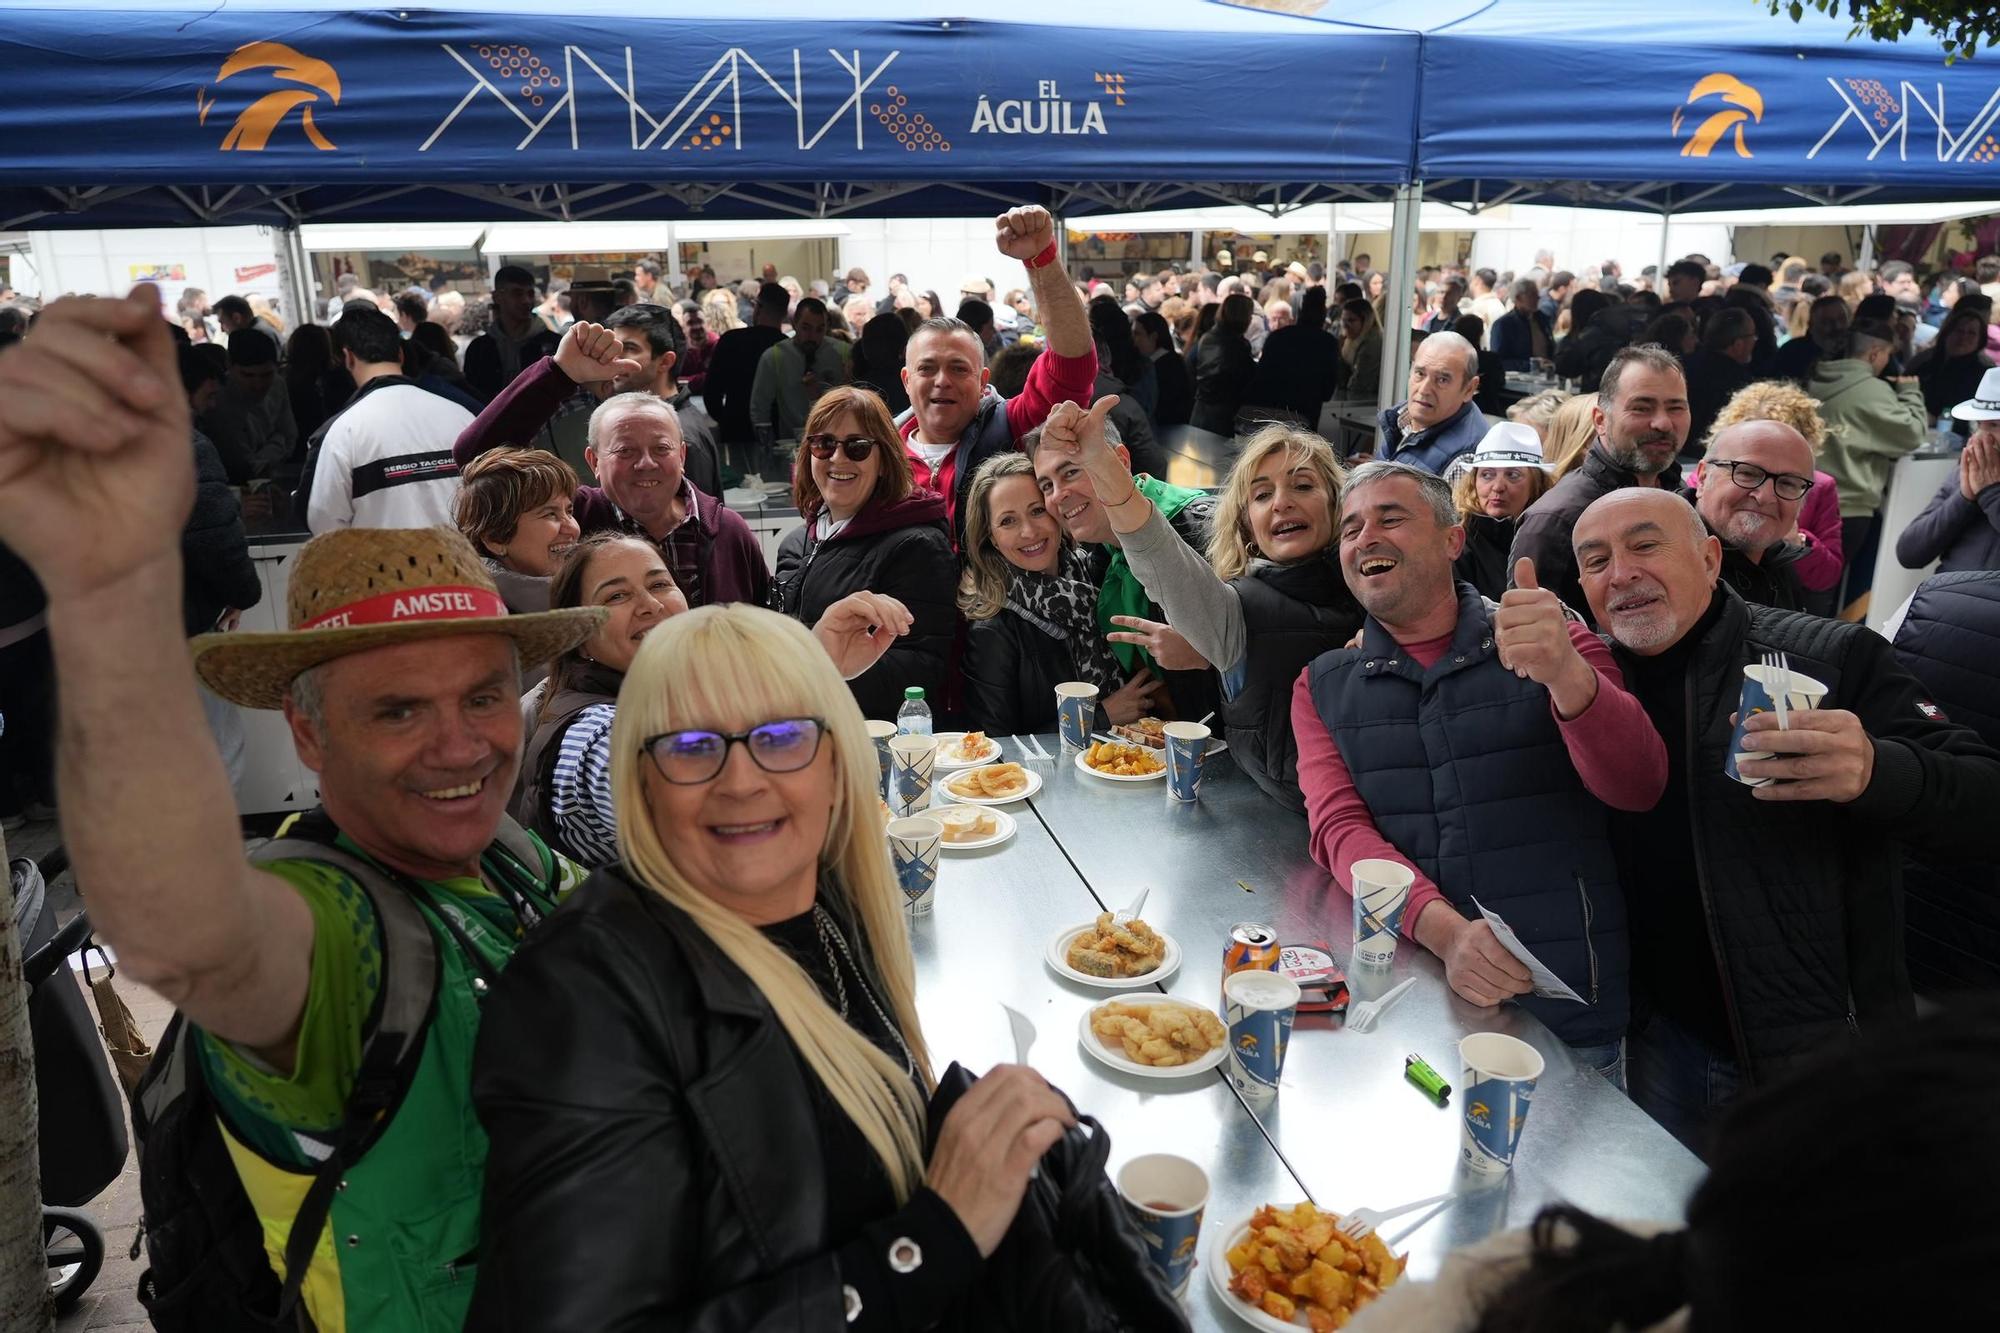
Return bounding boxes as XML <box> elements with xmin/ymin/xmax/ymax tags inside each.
<box><xmin>1291</xmin><ymin>462</ymin><xmax>1669</xmax><ymax>1081</ymax></box>
<box><xmin>1573</xmin><ymin>488</ymin><xmax>2000</xmax><ymax>1154</ymax></box>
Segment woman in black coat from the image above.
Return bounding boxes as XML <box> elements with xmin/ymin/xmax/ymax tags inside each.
<box><xmin>1912</xmin><ymin>307</ymin><xmax>1993</xmax><ymax>432</ymax></box>
<box><xmin>1133</xmin><ymin>310</ymin><xmax>1192</xmax><ymax>430</ymax></box>
<box><xmin>1448</xmin><ymin>422</ymin><xmax>1556</xmax><ymax>600</ymax></box>
<box><xmin>1191</xmin><ymin>293</ymin><xmax>1256</xmax><ymax>435</ymax></box>
<box><xmin>771</xmin><ymin>385</ymin><xmax>954</xmax><ymax>720</ymax></box>
<box><xmin>957</xmin><ymin>452</ymin><xmax>1165</xmax><ymax>734</ymax></box>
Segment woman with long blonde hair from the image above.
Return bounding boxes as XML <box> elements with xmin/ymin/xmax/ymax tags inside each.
<box><xmin>1037</xmin><ymin>407</ymin><xmax>1361</xmax><ymax>810</ymax></box>
<box><xmin>471</xmin><ymin>603</ymin><xmax>1073</xmax><ymax>1327</ymax></box>
<box><xmin>699</xmin><ymin>284</ymin><xmax>741</xmax><ymax>334</ymax></box>
<box><xmin>1543</xmin><ymin>392</ymin><xmax>1601</xmax><ymax>480</ymax></box>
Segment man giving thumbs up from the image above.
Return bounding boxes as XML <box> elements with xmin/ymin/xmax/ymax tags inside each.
<box><xmin>1495</xmin><ymin>555</ymin><xmax>1602</xmax><ymax>720</ymax></box>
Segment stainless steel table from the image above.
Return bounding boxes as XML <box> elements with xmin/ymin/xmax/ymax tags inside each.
<box><xmin>909</xmin><ymin>788</ymin><xmax>1304</xmax><ymax>1330</ymax></box>
<box><xmin>1005</xmin><ymin>734</ymin><xmax>1705</xmax><ymax>1283</ymax></box>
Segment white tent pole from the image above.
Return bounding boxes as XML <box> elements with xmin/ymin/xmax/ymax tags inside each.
<box><xmin>1656</xmin><ymin>209</ymin><xmax>1672</xmax><ymax>290</ymax></box>
<box><xmin>1858</xmin><ymin>224</ymin><xmax>1877</xmax><ymax>271</ymax></box>
<box><xmin>274</xmin><ymin>223</ymin><xmax>314</xmax><ymax>329</ymax></box>
<box><xmin>1379</xmin><ymin>182</ymin><xmax>1423</xmax><ymax>412</ymax></box>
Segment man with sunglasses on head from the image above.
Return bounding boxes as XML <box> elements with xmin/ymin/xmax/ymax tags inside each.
<box><xmin>1688</xmin><ymin>420</ymin><xmax>1816</xmax><ymax>612</ymax></box>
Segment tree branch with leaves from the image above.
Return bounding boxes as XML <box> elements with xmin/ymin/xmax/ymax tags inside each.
<box><xmin>1771</xmin><ymin>2</ymin><xmax>2000</xmax><ymax>62</ymax></box>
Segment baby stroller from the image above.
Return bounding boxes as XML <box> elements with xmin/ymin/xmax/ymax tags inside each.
<box><xmin>15</xmin><ymin>847</ymin><xmax>127</xmax><ymax>1314</ymax></box>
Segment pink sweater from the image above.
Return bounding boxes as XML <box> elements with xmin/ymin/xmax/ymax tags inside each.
<box><xmin>1793</xmin><ymin>469</ymin><xmax>1846</xmax><ymax>593</ymax></box>
<box><xmin>1290</xmin><ymin>622</ymin><xmax>1668</xmax><ymax>939</ymax></box>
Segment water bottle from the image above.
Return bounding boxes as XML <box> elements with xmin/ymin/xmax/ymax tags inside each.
<box><xmin>896</xmin><ymin>687</ymin><xmax>933</xmax><ymax>736</ymax></box>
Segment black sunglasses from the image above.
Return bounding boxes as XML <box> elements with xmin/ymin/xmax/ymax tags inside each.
<box><xmin>641</xmin><ymin>717</ymin><xmax>826</xmax><ymax>785</ymax></box>
<box><xmin>805</xmin><ymin>434</ymin><xmax>879</xmax><ymax>461</ymax></box>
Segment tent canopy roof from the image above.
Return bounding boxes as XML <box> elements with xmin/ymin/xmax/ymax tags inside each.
<box><xmin>0</xmin><ymin>0</ymin><xmax>1995</xmax><ymax>228</ymax></box>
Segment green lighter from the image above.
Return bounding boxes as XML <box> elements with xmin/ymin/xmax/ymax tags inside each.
<box><xmin>1404</xmin><ymin>1052</ymin><xmax>1451</xmax><ymax>1106</ymax></box>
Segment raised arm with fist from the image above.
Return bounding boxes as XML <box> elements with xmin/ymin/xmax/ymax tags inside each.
<box><xmin>1493</xmin><ymin>557</ymin><xmax>1599</xmax><ymax>720</ymax></box>
<box><xmin>0</xmin><ymin>293</ymin><xmax>191</xmax><ymax>600</ymax></box>
<box><xmin>552</xmin><ymin>320</ymin><xmax>644</xmax><ymax>387</ymax></box>
<box><xmin>994</xmin><ymin>205</ymin><xmax>1057</xmax><ymax>263</ymax></box>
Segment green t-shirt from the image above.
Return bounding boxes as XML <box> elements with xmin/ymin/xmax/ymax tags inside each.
<box><xmin>197</xmin><ymin>838</ymin><xmax>586</xmax><ymax>1168</ymax></box>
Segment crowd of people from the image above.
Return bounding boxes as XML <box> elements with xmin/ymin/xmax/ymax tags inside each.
<box><xmin>0</xmin><ymin>210</ymin><xmax>1997</xmax><ymax>1331</ymax></box>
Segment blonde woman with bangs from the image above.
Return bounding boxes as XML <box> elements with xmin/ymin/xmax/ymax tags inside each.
<box><xmin>1038</xmin><ymin>403</ymin><xmax>1361</xmax><ymax>811</ymax></box>
<box><xmin>471</xmin><ymin>603</ymin><xmax>1073</xmax><ymax>1328</ymax></box>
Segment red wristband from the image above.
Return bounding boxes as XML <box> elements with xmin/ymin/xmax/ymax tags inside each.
<box><xmin>1025</xmin><ymin>241</ymin><xmax>1059</xmax><ymax>270</ymax></box>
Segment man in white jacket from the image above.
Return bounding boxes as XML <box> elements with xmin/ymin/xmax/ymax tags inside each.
<box><xmin>305</xmin><ymin>307</ymin><xmax>469</xmax><ymax>532</ymax></box>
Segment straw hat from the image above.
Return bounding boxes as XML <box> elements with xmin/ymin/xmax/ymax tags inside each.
<box><xmin>1445</xmin><ymin>421</ymin><xmax>1557</xmax><ymax>482</ymax></box>
<box><xmin>193</xmin><ymin>528</ymin><xmax>605</xmax><ymax>710</ymax></box>
<box><xmin>1951</xmin><ymin>366</ymin><xmax>2000</xmax><ymax>421</ymax></box>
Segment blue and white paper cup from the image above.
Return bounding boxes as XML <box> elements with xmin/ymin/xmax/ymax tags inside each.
<box><xmin>1350</xmin><ymin>858</ymin><xmax>1414</xmax><ymax>968</ymax></box>
<box><xmin>1116</xmin><ymin>1153</ymin><xmax>1209</xmax><ymax>1296</ymax></box>
<box><xmin>1163</xmin><ymin>721</ymin><xmax>1210</xmax><ymax>802</ymax></box>
<box><xmin>1224</xmin><ymin>969</ymin><xmax>1301</xmax><ymax>1105</ymax></box>
<box><xmin>1055</xmin><ymin>681</ymin><xmax>1099</xmax><ymax>750</ymax></box>
<box><xmin>885</xmin><ymin>816</ymin><xmax>942</xmax><ymax>914</ymax></box>
<box><xmin>887</xmin><ymin>734</ymin><xmax>937</xmax><ymax>817</ymax></box>
<box><xmin>1458</xmin><ymin>1032</ymin><xmax>1545</xmax><ymax>1176</ymax></box>
<box><xmin>865</xmin><ymin>719</ymin><xmax>898</xmax><ymax>800</ymax></box>
<box><xmin>1725</xmin><ymin>664</ymin><xmax>1829</xmax><ymax>785</ymax></box>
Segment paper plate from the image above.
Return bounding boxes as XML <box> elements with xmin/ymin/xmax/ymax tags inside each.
<box><xmin>933</xmin><ymin>732</ymin><xmax>1004</xmax><ymax>770</ymax></box>
<box><xmin>939</xmin><ymin>764</ymin><xmax>1042</xmax><ymax>806</ymax></box>
<box><xmin>1208</xmin><ymin>1219</ymin><xmax>1317</xmax><ymax>1331</ymax></box>
<box><xmin>1075</xmin><ymin>749</ymin><xmax>1168</xmax><ymax>783</ymax></box>
<box><xmin>1078</xmin><ymin>995</ymin><xmax>1228</xmax><ymax>1079</ymax></box>
<box><xmin>1044</xmin><ymin>921</ymin><xmax>1182</xmax><ymax>989</ymax></box>
<box><xmin>935</xmin><ymin>805</ymin><xmax>1016</xmax><ymax>852</ymax></box>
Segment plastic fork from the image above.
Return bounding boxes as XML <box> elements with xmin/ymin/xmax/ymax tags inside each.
<box><xmin>1338</xmin><ymin>1190</ymin><xmax>1457</xmax><ymax>1241</ymax></box>
<box><xmin>1345</xmin><ymin>977</ymin><xmax>1416</xmax><ymax>1034</ymax></box>
<box><xmin>1000</xmin><ymin>1002</ymin><xmax>1037</xmax><ymax>1065</ymax></box>
<box><xmin>1112</xmin><ymin>887</ymin><xmax>1149</xmax><ymax>925</ymax></box>
<box><xmin>1011</xmin><ymin>735</ymin><xmax>1054</xmax><ymax>763</ymax></box>
<box><xmin>1762</xmin><ymin>649</ymin><xmax>1795</xmax><ymax>731</ymax></box>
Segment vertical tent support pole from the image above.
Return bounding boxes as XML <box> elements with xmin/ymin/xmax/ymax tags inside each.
<box><xmin>1326</xmin><ymin>210</ymin><xmax>1341</xmax><ymax>275</ymax></box>
<box><xmin>1379</xmin><ymin>181</ymin><xmax>1423</xmax><ymax>412</ymax></box>
<box><xmin>275</xmin><ymin>223</ymin><xmax>314</xmax><ymax>329</ymax></box>
<box><xmin>1190</xmin><ymin>229</ymin><xmax>1204</xmax><ymax>271</ymax></box>
<box><xmin>1858</xmin><ymin>224</ymin><xmax>1877</xmax><ymax>272</ymax></box>
<box><xmin>1656</xmin><ymin>209</ymin><xmax>1672</xmax><ymax>290</ymax></box>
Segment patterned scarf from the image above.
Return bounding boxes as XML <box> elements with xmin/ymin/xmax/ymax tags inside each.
<box><xmin>1005</xmin><ymin>545</ymin><xmax>1126</xmax><ymax>694</ymax></box>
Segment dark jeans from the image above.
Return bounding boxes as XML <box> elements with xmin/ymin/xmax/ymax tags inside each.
<box><xmin>1567</xmin><ymin>1038</ymin><xmax>1627</xmax><ymax>1093</ymax></box>
<box><xmin>1626</xmin><ymin>1008</ymin><xmax>1741</xmax><ymax>1159</ymax></box>
<box><xmin>1839</xmin><ymin>513</ymin><xmax>1882</xmax><ymax>617</ymax></box>
<box><xmin>0</xmin><ymin>628</ymin><xmax>56</xmax><ymax>817</ymax></box>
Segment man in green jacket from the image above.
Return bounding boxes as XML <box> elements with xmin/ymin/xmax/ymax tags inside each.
<box><xmin>1807</xmin><ymin>316</ymin><xmax>1929</xmax><ymax>614</ymax></box>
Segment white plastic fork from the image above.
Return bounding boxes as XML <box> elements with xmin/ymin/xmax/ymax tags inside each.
<box><xmin>1345</xmin><ymin>977</ymin><xmax>1416</xmax><ymax>1034</ymax></box>
<box><xmin>1112</xmin><ymin>887</ymin><xmax>1149</xmax><ymax>925</ymax></box>
<box><xmin>1762</xmin><ymin>649</ymin><xmax>1794</xmax><ymax>731</ymax></box>
<box><xmin>1011</xmin><ymin>735</ymin><xmax>1054</xmax><ymax>764</ymax></box>
<box><xmin>1338</xmin><ymin>1190</ymin><xmax>1457</xmax><ymax>1241</ymax></box>
<box><xmin>1000</xmin><ymin>1002</ymin><xmax>1037</xmax><ymax>1065</ymax></box>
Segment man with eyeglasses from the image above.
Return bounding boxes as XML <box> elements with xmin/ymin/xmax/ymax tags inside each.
<box><xmin>1689</xmin><ymin>421</ymin><xmax>1816</xmax><ymax>612</ymax></box>
<box><xmin>1571</xmin><ymin>486</ymin><xmax>2000</xmax><ymax>1155</ymax></box>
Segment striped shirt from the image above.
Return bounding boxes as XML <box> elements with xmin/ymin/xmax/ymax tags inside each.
<box><xmin>549</xmin><ymin>703</ymin><xmax>620</xmax><ymax>867</ymax></box>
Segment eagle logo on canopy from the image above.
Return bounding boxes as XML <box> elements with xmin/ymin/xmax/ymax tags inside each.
<box><xmin>1672</xmin><ymin>74</ymin><xmax>1763</xmax><ymax>159</ymax></box>
<box><xmin>198</xmin><ymin>41</ymin><xmax>342</xmax><ymax>151</ymax></box>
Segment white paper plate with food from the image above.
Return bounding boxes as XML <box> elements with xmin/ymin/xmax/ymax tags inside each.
<box><xmin>1043</xmin><ymin>914</ymin><xmax>1181</xmax><ymax>989</ymax></box>
<box><xmin>1207</xmin><ymin>1202</ymin><xmax>1406</xmax><ymax>1332</ymax></box>
<box><xmin>939</xmin><ymin>762</ymin><xmax>1042</xmax><ymax>806</ymax></box>
<box><xmin>1075</xmin><ymin>743</ymin><xmax>1167</xmax><ymax>783</ymax></box>
<box><xmin>1079</xmin><ymin>995</ymin><xmax>1228</xmax><ymax>1079</ymax></box>
<box><xmin>932</xmin><ymin>803</ymin><xmax>1015</xmax><ymax>852</ymax></box>
<box><xmin>933</xmin><ymin>731</ymin><xmax>1003</xmax><ymax>770</ymax></box>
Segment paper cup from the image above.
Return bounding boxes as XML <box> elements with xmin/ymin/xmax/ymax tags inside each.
<box><xmin>887</xmin><ymin>734</ymin><xmax>937</xmax><ymax>817</ymax></box>
<box><xmin>885</xmin><ymin>816</ymin><xmax>942</xmax><ymax>914</ymax></box>
<box><xmin>1162</xmin><ymin>721</ymin><xmax>1210</xmax><ymax>802</ymax></box>
<box><xmin>1725</xmin><ymin>664</ymin><xmax>1829</xmax><ymax>785</ymax></box>
<box><xmin>1224</xmin><ymin>969</ymin><xmax>1300</xmax><ymax>1104</ymax></box>
<box><xmin>865</xmin><ymin>720</ymin><xmax>898</xmax><ymax>799</ymax></box>
<box><xmin>1116</xmin><ymin>1154</ymin><xmax>1209</xmax><ymax>1295</ymax></box>
<box><xmin>1458</xmin><ymin>1032</ymin><xmax>1545</xmax><ymax>1176</ymax></box>
<box><xmin>1351</xmin><ymin>859</ymin><xmax>1414</xmax><ymax>968</ymax></box>
<box><xmin>1055</xmin><ymin>681</ymin><xmax>1100</xmax><ymax>750</ymax></box>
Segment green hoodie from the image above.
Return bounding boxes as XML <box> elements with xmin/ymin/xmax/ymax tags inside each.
<box><xmin>1808</xmin><ymin>357</ymin><xmax>1930</xmax><ymax>517</ymax></box>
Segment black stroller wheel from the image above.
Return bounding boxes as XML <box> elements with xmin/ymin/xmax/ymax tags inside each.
<box><xmin>43</xmin><ymin>1208</ymin><xmax>103</xmax><ymax>1314</ymax></box>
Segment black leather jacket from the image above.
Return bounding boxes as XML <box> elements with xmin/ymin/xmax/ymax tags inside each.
<box><xmin>468</xmin><ymin>867</ymin><xmax>978</xmax><ymax>1331</ymax></box>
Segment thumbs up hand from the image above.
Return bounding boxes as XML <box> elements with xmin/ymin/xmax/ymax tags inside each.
<box><xmin>1495</xmin><ymin>557</ymin><xmax>1599</xmax><ymax>718</ymax></box>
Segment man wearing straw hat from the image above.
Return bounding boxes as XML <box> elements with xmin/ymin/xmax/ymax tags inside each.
<box><xmin>0</xmin><ymin>292</ymin><xmax>608</xmax><ymax>1329</ymax></box>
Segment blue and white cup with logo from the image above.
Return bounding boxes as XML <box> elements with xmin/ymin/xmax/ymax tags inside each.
<box><xmin>1725</xmin><ymin>664</ymin><xmax>1829</xmax><ymax>785</ymax></box>
<box><xmin>1054</xmin><ymin>681</ymin><xmax>1099</xmax><ymax>750</ymax></box>
<box><xmin>1116</xmin><ymin>1153</ymin><xmax>1209</xmax><ymax>1296</ymax></box>
<box><xmin>1162</xmin><ymin>721</ymin><xmax>1210</xmax><ymax>802</ymax></box>
<box><xmin>1458</xmin><ymin>1032</ymin><xmax>1545</xmax><ymax>1176</ymax></box>
<box><xmin>887</xmin><ymin>733</ymin><xmax>938</xmax><ymax>818</ymax></box>
<box><xmin>865</xmin><ymin>719</ymin><xmax>899</xmax><ymax>800</ymax></box>
<box><xmin>1350</xmin><ymin>858</ymin><xmax>1414</xmax><ymax>968</ymax></box>
<box><xmin>885</xmin><ymin>816</ymin><xmax>942</xmax><ymax>915</ymax></box>
<box><xmin>1224</xmin><ymin>969</ymin><xmax>1301</xmax><ymax>1105</ymax></box>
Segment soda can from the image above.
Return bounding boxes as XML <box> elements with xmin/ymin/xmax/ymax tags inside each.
<box><xmin>1224</xmin><ymin>969</ymin><xmax>1301</xmax><ymax>1104</ymax></box>
<box><xmin>1222</xmin><ymin>922</ymin><xmax>1280</xmax><ymax>979</ymax></box>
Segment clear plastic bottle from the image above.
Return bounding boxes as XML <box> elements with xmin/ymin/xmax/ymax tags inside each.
<box><xmin>895</xmin><ymin>686</ymin><xmax>933</xmax><ymax>736</ymax></box>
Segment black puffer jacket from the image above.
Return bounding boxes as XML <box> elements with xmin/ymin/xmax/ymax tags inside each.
<box><xmin>1452</xmin><ymin>511</ymin><xmax>1517</xmax><ymax>602</ymax></box>
<box><xmin>469</xmin><ymin>868</ymin><xmax>978</xmax><ymax>1331</ymax></box>
<box><xmin>773</xmin><ymin>490</ymin><xmax>955</xmax><ymax>720</ymax></box>
<box><xmin>962</xmin><ymin>609</ymin><xmax>1076</xmax><ymax>736</ymax></box>
<box><xmin>1612</xmin><ymin>588</ymin><xmax>2000</xmax><ymax>1082</ymax></box>
<box><xmin>1225</xmin><ymin>557</ymin><xmax>1362</xmax><ymax>812</ymax></box>
<box><xmin>183</xmin><ymin>429</ymin><xmax>263</xmax><ymax>637</ymax></box>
